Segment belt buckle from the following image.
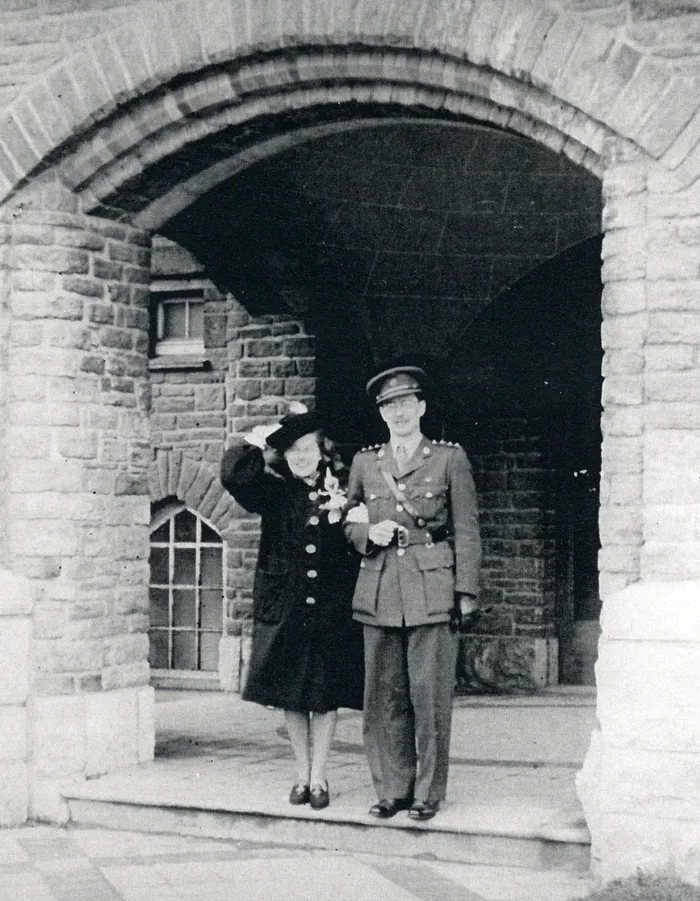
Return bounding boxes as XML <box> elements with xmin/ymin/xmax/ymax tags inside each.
<box><xmin>396</xmin><ymin>525</ymin><xmax>409</xmax><ymax>548</ymax></box>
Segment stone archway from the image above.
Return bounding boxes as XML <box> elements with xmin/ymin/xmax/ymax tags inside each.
<box><xmin>0</xmin><ymin>0</ymin><xmax>699</xmax><ymax>883</ymax></box>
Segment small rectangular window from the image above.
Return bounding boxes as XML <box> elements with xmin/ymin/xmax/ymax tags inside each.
<box><xmin>150</xmin><ymin>284</ymin><xmax>206</xmax><ymax>359</ymax></box>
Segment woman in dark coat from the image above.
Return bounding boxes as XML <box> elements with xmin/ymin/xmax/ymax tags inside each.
<box><xmin>220</xmin><ymin>408</ymin><xmax>364</xmax><ymax>811</ymax></box>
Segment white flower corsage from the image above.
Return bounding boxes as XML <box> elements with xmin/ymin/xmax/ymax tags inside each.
<box><xmin>318</xmin><ymin>471</ymin><xmax>348</xmax><ymax>523</ymax></box>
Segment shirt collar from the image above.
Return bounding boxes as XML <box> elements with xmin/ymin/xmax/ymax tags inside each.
<box><xmin>391</xmin><ymin>434</ymin><xmax>422</xmax><ymax>460</ymax></box>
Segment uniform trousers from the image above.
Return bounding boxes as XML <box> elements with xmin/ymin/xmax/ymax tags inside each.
<box><xmin>362</xmin><ymin>621</ymin><xmax>459</xmax><ymax>803</ymax></box>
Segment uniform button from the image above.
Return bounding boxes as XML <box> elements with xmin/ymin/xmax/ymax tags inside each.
<box><xmin>308</xmin><ymin>491</ymin><xmax>318</xmax><ymax>501</ymax></box>
<box><xmin>307</xmin><ymin>569</ymin><xmax>317</xmax><ymax>579</ymax></box>
<box><xmin>308</xmin><ymin>516</ymin><xmax>319</xmax><ymax>526</ymax></box>
<box><xmin>305</xmin><ymin>597</ymin><xmax>316</xmax><ymax>605</ymax></box>
<box><xmin>423</xmin><ymin>447</ymin><xmax>430</xmax><ymax>455</ymax></box>
<box><xmin>360</xmin><ymin>560</ymin><xmax>366</xmax><ymax>568</ymax></box>
<box><xmin>398</xmin><ymin>483</ymin><xmax>406</xmax><ymax>491</ymax></box>
<box><xmin>396</xmin><ymin>504</ymin><xmax>404</xmax><ymax>513</ymax></box>
<box><xmin>369</xmin><ymin>493</ymin><xmax>377</xmax><ymax>500</ymax></box>
<box><xmin>425</xmin><ymin>492</ymin><xmax>433</xmax><ymax>498</ymax></box>
<box><xmin>305</xmin><ymin>544</ymin><xmax>317</xmax><ymax>554</ymax></box>
<box><xmin>397</xmin><ymin>548</ymin><xmax>406</xmax><ymax>557</ymax></box>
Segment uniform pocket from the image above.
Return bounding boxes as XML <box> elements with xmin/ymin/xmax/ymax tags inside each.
<box><xmin>352</xmin><ymin>554</ymin><xmax>385</xmax><ymax>616</ymax></box>
<box><xmin>407</xmin><ymin>483</ymin><xmax>447</xmax><ymax>520</ymax></box>
<box><xmin>414</xmin><ymin>543</ymin><xmax>454</xmax><ymax>615</ymax></box>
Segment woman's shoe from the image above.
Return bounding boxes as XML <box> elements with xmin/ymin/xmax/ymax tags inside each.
<box><xmin>309</xmin><ymin>782</ymin><xmax>330</xmax><ymax>810</ymax></box>
<box><xmin>289</xmin><ymin>783</ymin><xmax>310</xmax><ymax>805</ymax></box>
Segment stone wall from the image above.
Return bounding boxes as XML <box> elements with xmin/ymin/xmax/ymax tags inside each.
<box><xmin>458</xmin><ymin>419</ymin><xmax>557</xmax><ymax>692</ymax></box>
<box><xmin>0</xmin><ymin>570</ymin><xmax>32</xmax><ymax>825</ymax></box>
<box><xmin>0</xmin><ymin>185</ymin><xmax>155</xmax><ymax>821</ymax></box>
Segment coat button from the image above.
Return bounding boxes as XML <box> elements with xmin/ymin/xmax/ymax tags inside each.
<box><xmin>308</xmin><ymin>515</ymin><xmax>319</xmax><ymax>526</ymax></box>
<box><xmin>305</xmin><ymin>544</ymin><xmax>316</xmax><ymax>554</ymax></box>
<box><xmin>396</xmin><ymin>504</ymin><xmax>404</xmax><ymax>512</ymax></box>
<box><xmin>425</xmin><ymin>492</ymin><xmax>433</xmax><ymax>498</ymax></box>
<box><xmin>369</xmin><ymin>493</ymin><xmax>377</xmax><ymax>500</ymax></box>
<box><xmin>398</xmin><ymin>483</ymin><xmax>406</xmax><ymax>491</ymax></box>
<box><xmin>307</xmin><ymin>569</ymin><xmax>317</xmax><ymax>578</ymax></box>
<box><xmin>397</xmin><ymin>548</ymin><xmax>405</xmax><ymax>557</ymax></box>
<box><xmin>308</xmin><ymin>491</ymin><xmax>318</xmax><ymax>500</ymax></box>
<box><xmin>360</xmin><ymin>560</ymin><xmax>366</xmax><ymax>568</ymax></box>
<box><xmin>305</xmin><ymin>597</ymin><xmax>316</xmax><ymax>605</ymax></box>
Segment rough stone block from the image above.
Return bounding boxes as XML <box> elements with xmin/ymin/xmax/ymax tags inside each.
<box><xmin>0</xmin><ymin>618</ymin><xmax>31</xmax><ymax>705</ymax></box>
<box><xmin>0</xmin><ymin>707</ymin><xmax>27</xmax><ymax>762</ymax></box>
<box><xmin>30</xmin><ymin>695</ymin><xmax>86</xmax><ymax>778</ymax></box>
<box><xmin>0</xmin><ymin>569</ymin><xmax>32</xmax><ymax>617</ymax></box>
<box><xmin>28</xmin><ymin>776</ymin><xmax>70</xmax><ymax>825</ymax></box>
<box><xmin>457</xmin><ymin>635</ymin><xmax>558</xmax><ymax>693</ymax></box>
<box><xmin>0</xmin><ymin>762</ymin><xmax>28</xmax><ymax>826</ymax></box>
<box><xmin>218</xmin><ymin>635</ymin><xmax>241</xmax><ymax>692</ymax></box>
<box><xmin>137</xmin><ymin>685</ymin><xmax>155</xmax><ymax>763</ymax></box>
<box><xmin>85</xmin><ymin>688</ymin><xmax>139</xmax><ymax>777</ymax></box>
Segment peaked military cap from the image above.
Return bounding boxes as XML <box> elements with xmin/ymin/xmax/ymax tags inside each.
<box><xmin>366</xmin><ymin>365</ymin><xmax>427</xmax><ymax>407</ymax></box>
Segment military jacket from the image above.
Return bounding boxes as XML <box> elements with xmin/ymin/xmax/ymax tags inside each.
<box><xmin>343</xmin><ymin>436</ymin><xmax>481</xmax><ymax>628</ymax></box>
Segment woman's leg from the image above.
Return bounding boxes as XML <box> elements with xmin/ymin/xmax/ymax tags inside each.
<box><xmin>284</xmin><ymin>710</ymin><xmax>311</xmax><ymax>785</ymax></box>
<box><xmin>309</xmin><ymin>710</ymin><xmax>338</xmax><ymax>787</ymax></box>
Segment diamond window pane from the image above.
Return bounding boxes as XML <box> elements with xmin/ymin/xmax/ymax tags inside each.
<box><xmin>173</xmin><ymin>548</ymin><xmax>196</xmax><ymax>585</ymax></box>
<box><xmin>149</xmin><ymin>587</ymin><xmax>169</xmax><ymax>627</ymax></box>
<box><xmin>174</xmin><ymin>510</ymin><xmax>197</xmax><ymax>543</ymax></box>
<box><xmin>200</xmin><ymin>547</ymin><xmax>222</xmax><ymax>587</ymax></box>
<box><xmin>149</xmin><ymin>630</ymin><xmax>169</xmax><ymax>669</ymax></box>
<box><xmin>151</xmin><ymin>522</ymin><xmax>169</xmax><ymax>542</ymax></box>
<box><xmin>173</xmin><ymin>588</ymin><xmax>196</xmax><ymax>628</ymax></box>
<box><xmin>172</xmin><ymin>631</ymin><xmax>196</xmax><ymax>670</ymax></box>
<box><xmin>200</xmin><ymin>588</ymin><xmax>223</xmax><ymax>630</ymax></box>
<box><xmin>150</xmin><ymin>547</ymin><xmax>169</xmax><ymax>584</ymax></box>
<box><xmin>162</xmin><ymin>301</ymin><xmax>187</xmax><ymax>339</ymax></box>
<box><xmin>200</xmin><ymin>522</ymin><xmax>221</xmax><ymax>543</ymax></box>
<box><xmin>199</xmin><ymin>633</ymin><xmax>220</xmax><ymax>672</ymax></box>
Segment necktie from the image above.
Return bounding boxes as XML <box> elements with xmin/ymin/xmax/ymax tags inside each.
<box><xmin>395</xmin><ymin>445</ymin><xmax>408</xmax><ymax>470</ymax></box>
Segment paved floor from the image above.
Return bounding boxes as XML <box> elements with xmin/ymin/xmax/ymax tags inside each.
<box><xmin>0</xmin><ymin>823</ymin><xmax>596</xmax><ymax>901</ymax></box>
<box><xmin>1</xmin><ymin>689</ymin><xmax>599</xmax><ymax>901</ymax></box>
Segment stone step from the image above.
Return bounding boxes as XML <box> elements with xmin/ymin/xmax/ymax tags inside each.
<box><xmin>63</xmin><ymin>779</ymin><xmax>590</xmax><ymax>874</ymax></box>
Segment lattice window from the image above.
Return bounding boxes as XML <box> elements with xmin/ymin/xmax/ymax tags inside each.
<box><xmin>148</xmin><ymin>504</ymin><xmax>224</xmax><ymax>674</ymax></box>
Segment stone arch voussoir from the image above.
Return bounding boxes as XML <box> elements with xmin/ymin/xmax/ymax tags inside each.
<box><xmin>2</xmin><ymin>0</ymin><xmax>699</xmax><ymax>210</ymax></box>
<box><xmin>149</xmin><ymin>448</ymin><xmax>236</xmax><ymax>537</ymax></box>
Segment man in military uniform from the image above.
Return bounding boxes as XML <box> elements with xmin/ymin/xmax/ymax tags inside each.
<box><xmin>344</xmin><ymin>366</ymin><xmax>481</xmax><ymax>820</ymax></box>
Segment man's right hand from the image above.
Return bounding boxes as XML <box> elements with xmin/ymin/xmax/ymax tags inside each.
<box><xmin>368</xmin><ymin>520</ymin><xmax>399</xmax><ymax>546</ymax></box>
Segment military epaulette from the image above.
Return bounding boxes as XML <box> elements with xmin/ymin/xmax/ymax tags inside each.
<box><xmin>431</xmin><ymin>439</ymin><xmax>462</xmax><ymax>448</ymax></box>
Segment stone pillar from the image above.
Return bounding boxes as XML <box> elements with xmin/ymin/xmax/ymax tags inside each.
<box><xmin>0</xmin><ymin>194</ymin><xmax>155</xmax><ymax>821</ymax></box>
<box><xmin>578</xmin><ymin>142</ymin><xmax>700</xmax><ymax>883</ymax></box>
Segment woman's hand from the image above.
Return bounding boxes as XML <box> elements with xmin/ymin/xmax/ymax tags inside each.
<box><xmin>368</xmin><ymin>520</ymin><xmax>399</xmax><ymax>546</ymax></box>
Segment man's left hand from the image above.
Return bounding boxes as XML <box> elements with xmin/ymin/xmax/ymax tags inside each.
<box><xmin>449</xmin><ymin>593</ymin><xmax>480</xmax><ymax>633</ymax></box>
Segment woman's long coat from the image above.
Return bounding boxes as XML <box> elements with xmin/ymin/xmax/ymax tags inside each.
<box><xmin>220</xmin><ymin>441</ymin><xmax>364</xmax><ymax>712</ymax></box>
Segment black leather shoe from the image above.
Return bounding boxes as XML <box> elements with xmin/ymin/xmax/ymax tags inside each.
<box><xmin>369</xmin><ymin>797</ymin><xmax>413</xmax><ymax>819</ymax></box>
<box><xmin>289</xmin><ymin>783</ymin><xmax>310</xmax><ymax>805</ymax></box>
<box><xmin>408</xmin><ymin>799</ymin><xmax>440</xmax><ymax>820</ymax></box>
<box><xmin>309</xmin><ymin>783</ymin><xmax>330</xmax><ymax>810</ymax></box>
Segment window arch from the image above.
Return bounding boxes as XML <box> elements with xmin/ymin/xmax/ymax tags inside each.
<box><xmin>148</xmin><ymin>502</ymin><xmax>225</xmax><ymax>679</ymax></box>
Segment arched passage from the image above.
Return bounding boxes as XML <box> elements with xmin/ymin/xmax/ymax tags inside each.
<box><xmin>0</xmin><ymin>0</ymin><xmax>699</xmax><ymax>885</ymax></box>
